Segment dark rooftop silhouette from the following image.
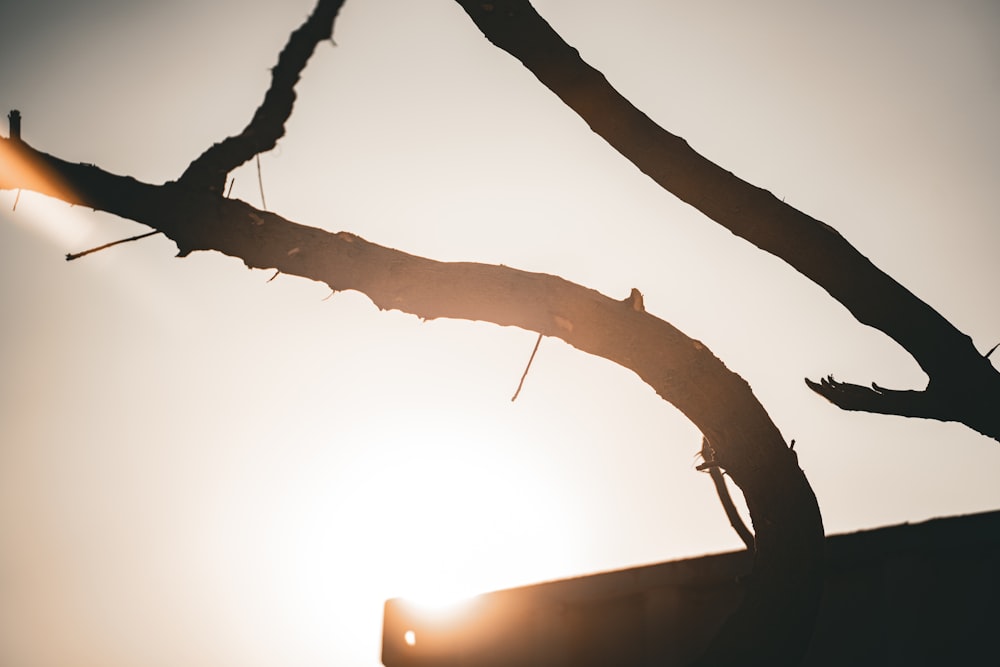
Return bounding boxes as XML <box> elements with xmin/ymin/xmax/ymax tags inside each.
<box><xmin>383</xmin><ymin>509</ymin><xmax>1000</xmax><ymax>666</ymax></box>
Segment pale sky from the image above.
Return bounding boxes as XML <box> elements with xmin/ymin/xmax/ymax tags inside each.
<box><xmin>1</xmin><ymin>1</ymin><xmax>999</xmax><ymax>666</ymax></box>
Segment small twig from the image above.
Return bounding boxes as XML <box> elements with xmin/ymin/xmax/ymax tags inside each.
<box><xmin>225</xmin><ymin>178</ymin><xmax>235</xmax><ymax>198</ymax></box>
<box><xmin>700</xmin><ymin>437</ymin><xmax>755</xmax><ymax>551</ymax></box>
<box><xmin>65</xmin><ymin>230</ymin><xmax>161</xmax><ymax>261</ymax></box>
<box><xmin>12</xmin><ymin>188</ymin><xmax>21</xmax><ymax>211</ymax></box>
<box><xmin>256</xmin><ymin>154</ymin><xmax>267</xmax><ymax>210</ymax></box>
<box><xmin>267</xmin><ymin>269</ymin><xmax>281</xmax><ymax>282</ymax></box>
<box><xmin>322</xmin><ymin>290</ymin><xmax>335</xmax><ymax>301</ymax></box>
<box><xmin>511</xmin><ymin>332</ymin><xmax>543</xmax><ymax>402</ymax></box>
<box><xmin>985</xmin><ymin>341</ymin><xmax>1000</xmax><ymax>359</ymax></box>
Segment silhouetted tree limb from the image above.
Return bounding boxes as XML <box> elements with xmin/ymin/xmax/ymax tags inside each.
<box><xmin>455</xmin><ymin>0</ymin><xmax>1000</xmax><ymax>442</ymax></box>
<box><xmin>0</xmin><ymin>132</ymin><xmax>823</xmax><ymax>666</ymax></box>
<box><xmin>803</xmin><ymin>375</ymin><xmax>994</xmax><ymax>426</ymax></box>
<box><xmin>179</xmin><ymin>0</ymin><xmax>345</xmax><ymax>194</ymax></box>
<box><xmin>700</xmin><ymin>437</ymin><xmax>755</xmax><ymax>552</ymax></box>
<box><xmin>2</xmin><ymin>2</ymin><xmax>832</xmax><ymax>663</ymax></box>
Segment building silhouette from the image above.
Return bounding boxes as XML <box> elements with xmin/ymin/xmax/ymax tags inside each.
<box><xmin>383</xmin><ymin>510</ymin><xmax>1000</xmax><ymax>666</ymax></box>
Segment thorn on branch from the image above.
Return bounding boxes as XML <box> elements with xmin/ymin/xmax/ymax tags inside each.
<box><xmin>225</xmin><ymin>178</ymin><xmax>235</xmax><ymax>198</ymax></box>
<box><xmin>65</xmin><ymin>230</ymin><xmax>161</xmax><ymax>261</ymax></box>
<box><xmin>985</xmin><ymin>341</ymin><xmax>999</xmax><ymax>359</ymax></box>
<box><xmin>267</xmin><ymin>270</ymin><xmax>281</xmax><ymax>282</ymax></box>
<box><xmin>511</xmin><ymin>332</ymin><xmax>543</xmax><ymax>402</ymax></box>
<box><xmin>12</xmin><ymin>189</ymin><xmax>21</xmax><ymax>211</ymax></box>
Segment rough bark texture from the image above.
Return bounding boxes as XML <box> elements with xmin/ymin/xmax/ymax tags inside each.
<box><xmin>0</xmin><ymin>135</ymin><xmax>824</xmax><ymax>665</ymax></box>
<box><xmin>455</xmin><ymin>0</ymin><xmax>1000</xmax><ymax>442</ymax></box>
<box><xmin>0</xmin><ymin>1</ymin><xmax>831</xmax><ymax>663</ymax></box>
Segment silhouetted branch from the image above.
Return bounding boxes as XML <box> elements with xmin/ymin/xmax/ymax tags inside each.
<box><xmin>701</xmin><ymin>437</ymin><xmax>755</xmax><ymax>551</ymax></box>
<box><xmin>454</xmin><ymin>0</ymin><xmax>1000</xmax><ymax>441</ymax></box>
<box><xmin>804</xmin><ymin>376</ymin><xmax>938</xmax><ymax>418</ymax></box>
<box><xmin>0</xmin><ymin>133</ymin><xmax>824</xmax><ymax>667</ymax></box>
<box><xmin>179</xmin><ymin>0</ymin><xmax>345</xmax><ymax>193</ymax></box>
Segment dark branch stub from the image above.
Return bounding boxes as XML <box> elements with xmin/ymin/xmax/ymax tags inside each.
<box><xmin>7</xmin><ymin>109</ymin><xmax>21</xmax><ymax>142</ymax></box>
<box><xmin>178</xmin><ymin>0</ymin><xmax>345</xmax><ymax>193</ymax></box>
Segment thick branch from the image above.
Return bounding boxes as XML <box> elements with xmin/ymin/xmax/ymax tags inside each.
<box><xmin>178</xmin><ymin>0</ymin><xmax>345</xmax><ymax>193</ymax></box>
<box><xmin>1</xmin><ymin>137</ymin><xmax>824</xmax><ymax>666</ymax></box>
<box><xmin>454</xmin><ymin>0</ymin><xmax>1000</xmax><ymax>440</ymax></box>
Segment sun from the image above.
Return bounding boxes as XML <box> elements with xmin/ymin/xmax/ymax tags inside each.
<box><xmin>193</xmin><ymin>404</ymin><xmax>585</xmax><ymax>663</ymax></box>
<box><xmin>333</xmin><ymin>407</ymin><xmax>582</xmax><ymax>604</ymax></box>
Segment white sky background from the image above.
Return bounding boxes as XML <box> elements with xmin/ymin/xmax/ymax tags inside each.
<box><xmin>1</xmin><ymin>1</ymin><xmax>999</xmax><ymax>665</ymax></box>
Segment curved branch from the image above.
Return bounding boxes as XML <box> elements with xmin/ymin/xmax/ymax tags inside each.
<box><xmin>178</xmin><ymin>0</ymin><xmax>345</xmax><ymax>193</ymax></box>
<box><xmin>454</xmin><ymin>0</ymin><xmax>1000</xmax><ymax>440</ymax></box>
<box><xmin>1</xmin><ymin>137</ymin><xmax>824</xmax><ymax>666</ymax></box>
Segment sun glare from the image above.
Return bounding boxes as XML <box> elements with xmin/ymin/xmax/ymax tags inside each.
<box><xmin>330</xmin><ymin>408</ymin><xmax>581</xmax><ymax>603</ymax></box>
<box><xmin>190</xmin><ymin>393</ymin><xmax>583</xmax><ymax>663</ymax></box>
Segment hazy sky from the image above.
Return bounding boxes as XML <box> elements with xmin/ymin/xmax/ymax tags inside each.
<box><xmin>2</xmin><ymin>1</ymin><xmax>999</xmax><ymax>665</ymax></box>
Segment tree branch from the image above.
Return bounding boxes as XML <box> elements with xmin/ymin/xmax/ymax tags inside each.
<box><xmin>0</xmin><ymin>135</ymin><xmax>824</xmax><ymax>666</ymax></box>
<box><xmin>803</xmin><ymin>374</ymin><xmax>999</xmax><ymax>431</ymax></box>
<box><xmin>454</xmin><ymin>0</ymin><xmax>1000</xmax><ymax>441</ymax></box>
<box><xmin>178</xmin><ymin>0</ymin><xmax>345</xmax><ymax>193</ymax></box>
<box><xmin>701</xmin><ymin>437</ymin><xmax>755</xmax><ymax>551</ymax></box>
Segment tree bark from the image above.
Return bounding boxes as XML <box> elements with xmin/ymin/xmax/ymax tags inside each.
<box><xmin>0</xmin><ymin>134</ymin><xmax>824</xmax><ymax>665</ymax></box>
<box><xmin>0</xmin><ymin>1</ymin><xmax>832</xmax><ymax>662</ymax></box>
<box><xmin>454</xmin><ymin>0</ymin><xmax>1000</xmax><ymax>442</ymax></box>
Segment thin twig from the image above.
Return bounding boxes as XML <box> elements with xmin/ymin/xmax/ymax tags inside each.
<box><xmin>511</xmin><ymin>333</ymin><xmax>543</xmax><ymax>402</ymax></box>
<box><xmin>701</xmin><ymin>437</ymin><xmax>755</xmax><ymax>550</ymax></box>
<box><xmin>225</xmin><ymin>178</ymin><xmax>235</xmax><ymax>198</ymax></box>
<box><xmin>267</xmin><ymin>269</ymin><xmax>281</xmax><ymax>282</ymax></box>
<box><xmin>256</xmin><ymin>154</ymin><xmax>267</xmax><ymax>210</ymax></box>
<box><xmin>12</xmin><ymin>188</ymin><xmax>21</xmax><ymax>211</ymax></box>
<box><xmin>65</xmin><ymin>230</ymin><xmax>161</xmax><ymax>261</ymax></box>
<box><xmin>985</xmin><ymin>341</ymin><xmax>1000</xmax><ymax>359</ymax></box>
